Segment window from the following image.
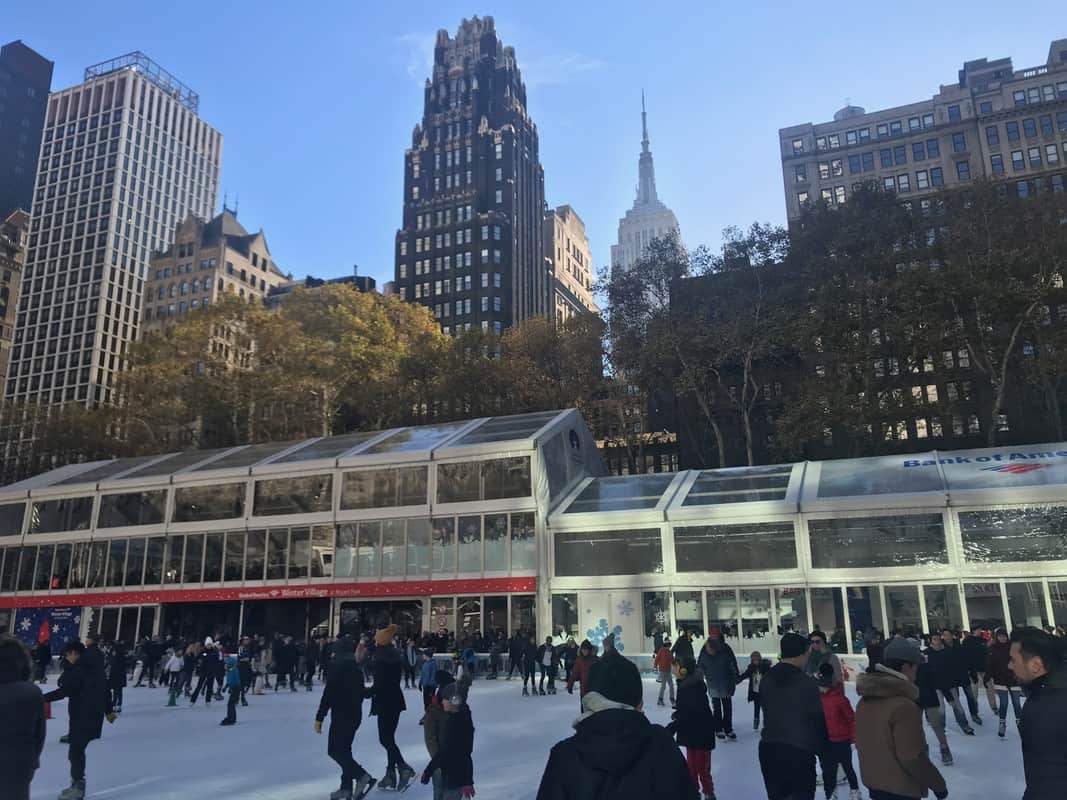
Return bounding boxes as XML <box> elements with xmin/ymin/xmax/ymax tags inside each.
<box><xmin>97</xmin><ymin>491</ymin><xmax>166</xmax><ymax>527</ymax></box>
<box><xmin>791</xmin><ymin>138</ymin><xmax>804</xmax><ymax>154</ymax></box>
<box><xmin>883</xmin><ymin>176</ymin><xmax>896</xmax><ymax>192</ymax></box>
<box><xmin>1028</xmin><ymin>146</ymin><xmax>1042</xmax><ymax>167</ymax></box>
<box><xmin>494</xmin><ymin>189</ymin><xmax>502</xmax><ymax>204</ymax></box>
<box><xmin>809</xmin><ymin>514</ymin><xmax>947</xmax><ymax>568</ymax></box>
<box><xmin>554</xmin><ymin>529</ymin><xmax>662</xmax><ymax>576</ymax></box>
<box><xmin>1006</xmin><ymin>121</ymin><xmax>1020</xmax><ymax>141</ymax></box>
<box><xmin>834</xmin><ymin>186</ymin><xmax>846</xmax><ymax>205</ymax></box>
<box><xmin>952</xmin><ymin>132</ymin><xmax>967</xmax><ymax>152</ymax></box>
<box><xmin>253</xmin><ymin>475</ymin><xmax>333</xmax><ymax>516</ymax></box>
<box><xmin>912</xmin><ymin>142</ymin><xmax>926</xmax><ymax>161</ymax></box>
<box><xmin>926</xmin><ymin>138</ymin><xmax>939</xmax><ymax>158</ymax></box>
<box><xmin>848</xmin><ymin>155</ymin><xmax>861</xmax><ymax>174</ymax></box>
<box><xmin>436</xmin><ymin>456</ymin><xmax>532</xmax><ymax>503</ymax></box>
<box><xmin>828</xmin><ymin>134</ymin><xmax>840</xmax><ymax>149</ymax></box>
<box><xmin>955</xmin><ymin>160</ymin><xmax>971</xmax><ymax>181</ymax></box>
<box><xmin>831</xmin><ymin>159</ymin><xmax>843</xmax><ymax>177</ymax></box>
<box><xmin>1040</xmin><ymin>115</ymin><xmax>1054</xmax><ymax>136</ymax></box>
<box><xmin>922</xmin><ymin>113</ymin><xmax>934</xmax><ymax>128</ymax></box>
<box><xmin>979</xmin><ymin>101</ymin><xmax>993</xmax><ymax>114</ymax></box>
<box><xmin>947</xmin><ymin>104</ymin><xmax>961</xmax><ymax>122</ymax></box>
<box><xmin>959</xmin><ymin>508</ymin><xmax>1067</xmax><ymax>563</ymax></box>
<box><xmin>1023</xmin><ymin>118</ymin><xmax>1037</xmax><ymax>138</ymax></box>
<box><xmin>796</xmin><ymin>191</ymin><xmax>809</xmax><ymax>205</ymax></box>
<box><xmin>794</xmin><ymin>164</ymin><xmax>807</xmax><ymax>182</ymax></box>
<box><xmin>908</xmin><ymin>117</ymin><xmax>921</xmax><ymax>132</ymax></box>
<box><xmin>861</xmin><ymin>152</ymin><xmax>874</xmax><ymax>171</ymax></box>
<box><xmin>674</xmin><ymin>523</ymin><xmax>797</xmax><ymax>571</ymax></box>
<box><xmin>916</xmin><ymin>169</ymin><xmax>930</xmax><ymax>189</ymax></box>
<box><xmin>893</xmin><ymin>145</ymin><xmax>906</xmax><ymax>165</ymax></box>
<box><xmin>990</xmin><ymin>154</ymin><xmax>1004</xmax><ymax>175</ymax></box>
<box><xmin>815</xmin><ymin>136</ymin><xmax>827</xmax><ymax>151</ymax></box>
<box><xmin>1012</xmin><ymin>150</ymin><xmax>1026</xmax><ymax>171</ymax></box>
<box><xmin>1046</xmin><ymin>144</ymin><xmax>1059</xmax><ymax>164</ymax></box>
<box><xmin>890</xmin><ymin>121</ymin><xmax>902</xmax><ymax>136</ymax></box>
<box><xmin>29</xmin><ymin>497</ymin><xmax>93</xmax><ymax>534</ymax></box>
<box><xmin>1014</xmin><ymin>90</ymin><xmax>1027</xmax><ymax>107</ymax></box>
<box><xmin>0</xmin><ymin>503</ymin><xmax>26</xmax><ymax>537</ymax></box>
<box><xmin>879</xmin><ymin>149</ymin><xmax>892</xmax><ymax>168</ymax></box>
<box><xmin>818</xmin><ymin>161</ymin><xmax>830</xmax><ymax>179</ymax></box>
<box><xmin>340</xmin><ymin>466</ymin><xmax>428</xmax><ymax>509</ymax></box>
<box><xmin>877</xmin><ymin>123</ymin><xmax>889</xmax><ymax>138</ymax></box>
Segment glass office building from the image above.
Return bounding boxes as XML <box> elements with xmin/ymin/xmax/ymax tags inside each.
<box><xmin>2</xmin><ymin>411</ymin><xmax>1066</xmax><ymax>661</ymax></box>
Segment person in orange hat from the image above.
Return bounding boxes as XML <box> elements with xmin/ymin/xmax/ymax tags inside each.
<box><xmin>370</xmin><ymin>624</ymin><xmax>417</xmax><ymax>791</ymax></box>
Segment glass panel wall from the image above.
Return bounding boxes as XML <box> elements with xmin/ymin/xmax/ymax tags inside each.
<box><xmin>16</xmin><ymin>548</ymin><xmax>35</xmax><ymax>590</ymax></box>
<box><xmin>244</xmin><ymin>531</ymin><xmax>265</xmax><ymax>581</ymax></box>
<box><xmin>511</xmin><ymin>513</ymin><xmax>536</xmax><ymax>570</ymax></box>
<box><xmin>1050</xmin><ymin>581</ymin><xmax>1067</xmax><ymax>629</ymax></box>
<box><xmin>335</xmin><ymin>524</ymin><xmax>356</xmax><ymax>578</ymax></box>
<box><xmin>357</xmin><ymin>522</ymin><xmax>381</xmax><ymax>578</ymax></box>
<box><xmin>436</xmin><ymin>456</ymin><xmax>532</xmax><ymax>503</ymax></box>
<box><xmin>97</xmin><ymin>491</ymin><xmax>166</xmax><ymax>528</ymax></box>
<box><xmin>224</xmin><ymin>532</ymin><xmax>245</xmax><ymax>582</ymax></box>
<box><xmin>311</xmin><ymin>526</ymin><xmax>333</xmax><ymax>577</ymax></box>
<box><xmin>430</xmin><ymin>596</ymin><xmax>454</xmax><ymax>637</ymax></box>
<box><xmin>0</xmin><ymin>502</ymin><xmax>25</xmax><ymax>537</ymax></box>
<box><xmin>253</xmin><ymin>475</ymin><xmax>332</xmax><ymax>517</ymax></box>
<box><xmin>457</xmin><ymin>516</ymin><xmax>481</xmax><ymax>573</ymax></box>
<box><xmin>406</xmin><ymin>519</ymin><xmax>430</xmax><ymax>577</ymax></box>
<box><xmin>485</xmin><ymin>595</ymin><xmax>508</xmax><ymax>639</ymax></box>
<box><xmin>381</xmin><ymin>520</ymin><xmax>405</xmax><ymax>577</ymax></box>
<box><xmin>288</xmin><ymin>528</ymin><xmax>310</xmax><ymax>579</ymax></box>
<box><xmin>847</xmin><ymin>586</ymin><xmax>886</xmax><ymax>644</ymax></box>
<box><xmin>809</xmin><ymin>514</ymin><xmax>947</xmax><ymax>568</ymax></box>
<box><xmin>885</xmin><ymin>585</ymin><xmax>922</xmax><ymax>634</ymax></box>
<box><xmin>674</xmin><ymin>522</ymin><xmax>797</xmax><ymax>571</ymax></box>
<box><xmin>740</xmin><ymin>588</ymin><xmax>775</xmax><ymax>654</ymax></box>
<box><xmin>86</xmin><ymin>542</ymin><xmax>107</xmax><ymax>588</ymax></box>
<box><xmin>164</xmin><ymin>537</ymin><xmax>183</xmax><ymax>584</ymax></box>
<box><xmin>959</xmin><ymin>507</ymin><xmax>1067</xmax><ymax>562</ymax></box>
<box><xmin>29</xmin><ymin>497</ymin><xmax>94</xmax><ymax>534</ymax></box>
<box><xmin>555</xmin><ymin>529</ymin><xmax>662</xmax><ymax>576</ymax></box>
<box><xmin>125</xmin><ymin>538</ymin><xmax>146</xmax><ymax>586</ymax></box>
<box><xmin>673</xmin><ymin>590</ymin><xmax>705</xmax><ymax>640</ymax></box>
<box><xmin>643</xmin><ymin>591</ymin><xmax>670</xmax><ymax>649</ymax></box>
<box><xmin>706</xmin><ymin>589</ymin><xmax>739</xmax><ymax>641</ymax></box>
<box><xmin>144</xmin><ymin>537</ymin><xmax>165</xmax><ymax>585</ymax></box>
<box><xmin>510</xmin><ymin>594</ymin><xmax>536</xmax><ymax>637</ymax></box>
<box><xmin>776</xmin><ymin>587</ymin><xmax>807</xmax><ymax>634</ymax></box>
<box><xmin>32</xmin><ymin>545</ymin><xmax>54</xmax><ymax>589</ymax></box>
<box><xmin>68</xmin><ymin>542</ymin><xmax>90</xmax><ymax>590</ymax></box>
<box><xmin>924</xmin><ymin>584</ymin><xmax>963</xmax><ymax>631</ymax></box>
<box><xmin>183</xmin><ymin>535</ymin><xmax>203</xmax><ymax>584</ymax></box>
<box><xmin>457</xmin><ymin>596</ymin><xmax>481</xmax><ymax>639</ymax></box>
<box><xmin>340</xmin><ymin>466</ymin><xmax>428</xmax><ymax>509</ymax></box>
<box><xmin>552</xmin><ymin>593</ymin><xmax>579</xmax><ymax>639</ymax></box>
<box><xmin>106</xmin><ymin>539</ymin><xmax>127</xmax><ymax>587</ymax></box>
<box><xmin>484</xmin><ymin>514</ymin><xmax>508</xmax><ymax>572</ymax></box>
<box><xmin>432</xmin><ymin>518</ymin><xmax>456</xmax><ymax>575</ymax></box>
<box><xmin>1006</xmin><ymin>581</ymin><xmax>1047</xmax><ymax>628</ymax></box>
<box><xmin>964</xmin><ymin>582</ymin><xmax>1005</xmax><ymax>630</ymax></box>
<box><xmin>810</xmin><ymin>587</ymin><xmax>847</xmax><ymax>652</ymax></box>
<box><xmin>202</xmin><ymin>534</ymin><xmax>223</xmax><ymax>582</ymax></box>
<box><xmin>266</xmin><ymin>530</ymin><xmax>288</xmax><ymax>580</ymax></box>
<box><xmin>173</xmin><ymin>484</ymin><xmax>244</xmax><ymax>523</ymax></box>
<box><xmin>1</xmin><ymin>547</ymin><xmax>20</xmax><ymax>590</ymax></box>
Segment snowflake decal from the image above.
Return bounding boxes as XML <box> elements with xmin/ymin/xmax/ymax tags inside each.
<box><xmin>654</xmin><ymin>610</ymin><xmax>669</xmax><ymax>625</ymax></box>
<box><xmin>52</xmin><ymin>624</ymin><xmax>60</xmax><ymax>634</ymax></box>
<box><xmin>19</xmin><ymin>617</ymin><xmax>31</xmax><ymax>632</ymax></box>
<box><xmin>73</xmin><ymin>615</ymin><xmax>81</xmax><ymax>625</ymax></box>
<box><xmin>616</xmin><ymin>600</ymin><xmax>634</xmax><ymax>617</ymax></box>
<box><xmin>586</xmin><ymin>618</ymin><xmax>625</xmax><ymax>653</ymax></box>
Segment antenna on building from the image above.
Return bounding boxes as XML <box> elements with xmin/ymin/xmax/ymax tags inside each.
<box><xmin>222</xmin><ymin>190</ymin><xmax>228</xmax><ymax>213</ymax></box>
<box><xmin>234</xmin><ymin>194</ymin><xmax>239</xmax><ymax>218</ymax></box>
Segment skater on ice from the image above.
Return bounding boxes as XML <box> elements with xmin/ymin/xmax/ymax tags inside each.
<box><xmin>1008</xmin><ymin>626</ymin><xmax>1067</xmax><ymax>800</ymax></box>
<box><xmin>369</xmin><ymin>624</ymin><xmax>416</xmax><ymax>791</ymax></box>
<box><xmin>668</xmin><ymin>654</ymin><xmax>718</xmax><ymax>800</ymax></box>
<box><xmin>0</xmin><ymin>633</ymin><xmax>46</xmax><ymax>800</ymax></box>
<box><xmin>315</xmin><ymin>636</ymin><xmax>375</xmax><ymax>800</ymax></box>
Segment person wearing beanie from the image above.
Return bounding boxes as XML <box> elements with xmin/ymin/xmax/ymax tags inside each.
<box><xmin>316</xmin><ymin>636</ymin><xmax>375</xmax><ymax>800</ymax></box>
<box><xmin>566</xmin><ymin>639</ymin><xmax>599</xmax><ymax>709</ymax></box>
<box><xmin>0</xmin><ymin>634</ymin><xmax>46</xmax><ymax>800</ymax></box>
<box><xmin>737</xmin><ymin>651</ymin><xmax>772</xmax><ymax>730</ymax></box>
<box><xmin>817</xmin><ymin>663</ymin><xmax>859</xmax><ymax>800</ymax></box>
<box><xmin>855</xmin><ymin>637</ymin><xmax>947</xmax><ymax>800</ymax></box>
<box><xmin>43</xmin><ymin>639</ymin><xmax>114</xmax><ymax>800</ymax></box>
<box><xmin>369</xmin><ymin>624</ymin><xmax>416</xmax><ymax>790</ymax></box>
<box><xmin>536</xmin><ymin>653</ymin><xmax>697</xmax><ymax>800</ymax></box>
<box><xmin>985</xmin><ymin>627</ymin><xmax>1021</xmax><ymax>738</ymax></box>
<box><xmin>219</xmin><ymin>655</ymin><xmax>242</xmax><ymax>726</ymax></box>
<box><xmin>669</xmin><ymin>654</ymin><xmax>718</xmax><ymax>800</ymax></box>
<box><xmin>422</xmin><ymin>673</ymin><xmax>455</xmax><ymax>800</ymax></box>
<box><xmin>758</xmin><ymin>632</ymin><xmax>828</xmax><ymax>800</ymax></box>
<box><xmin>190</xmin><ymin>637</ymin><xmax>220</xmax><ymax>706</ymax></box>
<box><xmin>421</xmin><ymin>681</ymin><xmax>475</xmax><ymax>800</ymax></box>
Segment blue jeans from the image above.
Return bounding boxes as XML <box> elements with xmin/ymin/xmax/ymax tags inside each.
<box><xmin>996</xmin><ymin>687</ymin><xmax>1023</xmax><ymax>721</ymax></box>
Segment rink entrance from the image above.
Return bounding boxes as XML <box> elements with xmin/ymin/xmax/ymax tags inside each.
<box><xmin>339</xmin><ymin>599</ymin><xmax>422</xmax><ymax>640</ymax></box>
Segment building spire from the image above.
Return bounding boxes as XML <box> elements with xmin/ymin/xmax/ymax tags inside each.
<box><xmin>637</xmin><ymin>91</ymin><xmax>658</xmax><ymax>205</ymax></box>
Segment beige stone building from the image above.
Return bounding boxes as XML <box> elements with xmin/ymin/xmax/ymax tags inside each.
<box><xmin>141</xmin><ymin>209</ymin><xmax>288</xmax><ymax>336</ymax></box>
<box><xmin>780</xmin><ymin>39</ymin><xmax>1067</xmax><ymax>222</ymax></box>
<box><xmin>0</xmin><ymin>209</ymin><xmax>28</xmax><ymax>382</ymax></box>
<box><xmin>544</xmin><ymin>204</ymin><xmax>598</xmax><ymax>324</ymax></box>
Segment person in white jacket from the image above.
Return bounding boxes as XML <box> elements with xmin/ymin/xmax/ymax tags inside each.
<box><xmin>164</xmin><ymin>650</ymin><xmax>183</xmax><ymax>707</ymax></box>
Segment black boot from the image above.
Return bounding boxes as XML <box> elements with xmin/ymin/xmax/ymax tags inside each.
<box><xmin>378</xmin><ymin>768</ymin><xmax>397</xmax><ymax>790</ymax></box>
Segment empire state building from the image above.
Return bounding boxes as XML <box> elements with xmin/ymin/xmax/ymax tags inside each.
<box><xmin>610</xmin><ymin>93</ymin><xmax>681</xmax><ymax>273</ymax></box>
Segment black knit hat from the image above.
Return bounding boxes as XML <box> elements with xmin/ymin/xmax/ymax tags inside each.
<box><xmin>780</xmin><ymin>632</ymin><xmax>809</xmax><ymax>659</ymax></box>
<box><xmin>588</xmin><ymin>653</ymin><xmax>643</xmax><ymax>707</ymax></box>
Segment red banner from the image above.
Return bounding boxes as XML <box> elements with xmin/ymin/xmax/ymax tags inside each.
<box><xmin>0</xmin><ymin>577</ymin><xmax>537</xmax><ymax>609</ymax></box>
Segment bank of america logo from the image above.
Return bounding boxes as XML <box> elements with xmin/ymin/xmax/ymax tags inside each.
<box><xmin>983</xmin><ymin>463</ymin><xmax>1052</xmax><ymax>475</ymax></box>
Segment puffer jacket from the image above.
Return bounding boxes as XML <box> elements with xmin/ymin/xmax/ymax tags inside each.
<box><xmin>653</xmin><ymin>646</ymin><xmax>673</xmax><ymax>673</ymax></box>
<box><xmin>985</xmin><ymin>640</ymin><xmax>1015</xmax><ymax>689</ymax></box>
<box><xmin>855</xmin><ymin>667</ymin><xmax>947</xmax><ymax>799</ymax></box>
<box><xmin>819</xmin><ymin>682</ymin><xmax>855</xmax><ymax>743</ymax></box>
<box><xmin>697</xmin><ymin>641</ymin><xmax>739</xmax><ymax>698</ymax></box>
<box><xmin>670</xmin><ymin>670</ymin><xmax>717</xmax><ymax>750</ymax></box>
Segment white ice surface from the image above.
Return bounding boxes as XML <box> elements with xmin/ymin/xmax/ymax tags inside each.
<box><xmin>32</xmin><ymin>678</ymin><xmax>1026</xmax><ymax>799</ymax></box>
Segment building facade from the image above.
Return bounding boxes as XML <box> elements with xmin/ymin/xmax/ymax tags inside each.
<box><xmin>780</xmin><ymin>39</ymin><xmax>1067</xmax><ymax>222</ymax></box>
<box><xmin>0</xmin><ymin>40</ymin><xmax>53</xmax><ymax>219</ymax></box>
<box><xmin>0</xmin><ymin>210</ymin><xmax>29</xmax><ymax>382</ymax></box>
<box><xmin>266</xmin><ymin>270</ymin><xmax>377</xmax><ymax>309</ymax></box>
<box><xmin>611</xmin><ymin>93</ymin><xmax>681</xmax><ymax>273</ymax></box>
<box><xmin>2</xmin><ymin>411</ymin><xmax>1066</xmax><ymax>672</ymax></box>
<box><xmin>394</xmin><ymin>16</ymin><xmax>547</xmax><ymax>337</ymax></box>
<box><xmin>544</xmin><ymin>205</ymin><xmax>598</xmax><ymax>324</ymax></box>
<box><xmin>4</xmin><ymin>52</ymin><xmax>221</xmax><ymax>408</ymax></box>
<box><xmin>141</xmin><ymin>210</ymin><xmax>287</xmax><ymax>336</ymax></box>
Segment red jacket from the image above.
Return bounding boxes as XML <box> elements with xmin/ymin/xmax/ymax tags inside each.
<box><xmin>654</xmin><ymin>646</ymin><xmax>673</xmax><ymax>673</ymax></box>
<box><xmin>820</xmin><ymin>683</ymin><xmax>855</xmax><ymax>743</ymax></box>
<box><xmin>567</xmin><ymin>647</ymin><xmax>599</xmax><ymax>698</ymax></box>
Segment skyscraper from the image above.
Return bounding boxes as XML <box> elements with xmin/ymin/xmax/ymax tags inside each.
<box><xmin>0</xmin><ymin>40</ymin><xmax>54</xmax><ymax>218</ymax></box>
<box><xmin>544</xmin><ymin>204</ymin><xmax>598</xmax><ymax>324</ymax></box>
<box><xmin>394</xmin><ymin>16</ymin><xmax>547</xmax><ymax>336</ymax></box>
<box><xmin>611</xmin><ymin>93</ymin><xmax>681</xmax><ymax>273</ymax></box>
<box><xmin>5</xmin><ymin>52</ymin><xmax>221</xmax><ymax>408</ymax></box>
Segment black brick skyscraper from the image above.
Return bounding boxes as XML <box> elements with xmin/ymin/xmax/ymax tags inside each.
<box><xmin>0</xmin><ymin>41</ymin><xmax>53</xmax><ymax>218</ymax></box>
<box><xmin>394</xmin><ymin>16</ymin><xmax>547</xmax><ymax>336</ymax></box>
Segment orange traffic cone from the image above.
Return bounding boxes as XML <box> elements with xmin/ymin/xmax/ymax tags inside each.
<box><xmin>45</xmin><ymin>702</ymin><xmax>52</xmax><ymax>720</ymax></box>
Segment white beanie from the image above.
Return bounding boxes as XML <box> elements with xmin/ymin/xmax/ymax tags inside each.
<box><xmin>204</xmin><ymin>637</ymin><xmax>214</xmax><ymax>647</ymax></box>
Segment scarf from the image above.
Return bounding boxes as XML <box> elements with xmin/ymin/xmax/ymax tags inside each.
<box><xmin>573</xmin><ymin>691</ymin><xmax>638</xmax><ymax>728</ymax></box>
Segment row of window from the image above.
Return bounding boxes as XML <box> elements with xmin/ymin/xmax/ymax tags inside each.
<box><xmin>1010</xmin><ymin>82</ymin><xmax>1067</xmax><ymax>108</ymax></box>
<box><xmin>440</xmin><ymin>321</ymin><xmax>504</xmax><ymax>336</ymax></box>
<box><xmin>990</xmin><ymin>142</ymin><xmax>1066</xmax><ymax>175</ymax></box>
<box><xmin>554</xmin><ymin>507</ymin><xmax>1067</xmax><ymax>577</ymax></box>
<box><xmin>0</xmin><ymin>512</ymin><xmax>538</xmax><ymax>594</ymax></box>
<box><xmin>409</xmin><ymin>205</ymin><xmax>475</xmax><ymax>234</ymax></box>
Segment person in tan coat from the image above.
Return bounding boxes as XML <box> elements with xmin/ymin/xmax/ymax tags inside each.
<box><xmin>855</xmin><ymin>638</ymin><xmax>948</xmax><ymax>800</ymax></box>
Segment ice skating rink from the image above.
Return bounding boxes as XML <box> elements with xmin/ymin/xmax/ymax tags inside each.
<box><xmin>32</xmin><ymin>678</ymin><xmax>1026</xmax><ymax>799</ymax></box>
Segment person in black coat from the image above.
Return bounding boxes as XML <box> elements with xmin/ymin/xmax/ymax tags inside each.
<box><xmin>0</xmin><ymin>634</ymin><xmax>46</xmax><ymax>800</ymax></box>
<box><xmin>315</xmin><ymin>637</ymin><xmax>375</xmax><ymax>799</ymax></box>
<box><xmin>926</xmin><ymin>633</ymin><xmax>975</xmax><ymax>734</ymax></box>
<box><xmin>43</xmin><ymin>638</ymin><xmax>114</xmax><ymax>799</ymax></box>
<box><xmin>536</xmin><ymin>651</ymin><xmax>697</xmax><ymax>800</ymax></box>
<box><xmin>33</xmin><ymin>638</ymin><xmax>51</xmax><ymax>684</ymax></box>
<box><xmin>105</xmin><ymin>642</ymin><xmax>127</xmax><ymax>713</ymax></box>
<box><xmin>672</xmin><ymin>629</ymin><xmax>695</xmax><ymax>664</ymax></box>
<box><xmin>1009</xmin><ymin>627</ymin><xmax>1067</xmax><ymax>800</ymax></box>
<box><xmin>370</xmin><ymin>625</ymin><xmax>415</xmax><ymax>790</ymax></box>
<box><xmin>737</xmin><ymin>651</ymin><xmax>772</xmax><ymax>729</ymax></box>
<box><xmin>420</xmin><ymin>683</ymin><xmax>476</xmax><ymax>798</ymax></box>
<box><xmin>669</xmin><ymin>656</ymin><xmax>718</xmax><ymax>800</ymax></box>
<box><xmin>305</xmin><ymin>636</ymin><xmax>321</xmax><ymax>691</ymax></box>
<box><xmin>536</xmin><ymin>637</ymin><xmax>561</xmax><ymax>696</ymax></box>
<box><xmin>190</xmin><ymin>638</ymin><xmax>220</xmax><ymax>705</ymax></box>
<box><xmin>521</xmin><ymin>635</ymin><xmax>539</xmax><ymax>697</ymax></box>
<box><xmin>941</xmin><ymin>629</ymin><xmax>981</xmax><ymax>725</ymax></box>
<box><xmin>507</xmin><ymin>632</ymin><xmax>525</xmax><ymax>680</ymax></box>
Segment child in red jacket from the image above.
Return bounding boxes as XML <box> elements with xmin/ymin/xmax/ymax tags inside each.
<box><xmin>654</xmin><ymin>638</ymin><xmax>675</xmax><ymax>707</ymax></box>
<box><xmin>817</xmin><ymin>663</ymin><xmax>859</xmax><ymax>800</ymax></box>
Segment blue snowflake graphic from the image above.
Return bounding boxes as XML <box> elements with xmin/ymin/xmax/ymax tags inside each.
<box><xmin>586</xmin><ymin>618</ymin><xmax>625</xmax><ymax>653</ymax></box>
<box><xmin>616</xmin><ymin>600</ymin><xmax>634</xmax><ymax>617</ymax></box>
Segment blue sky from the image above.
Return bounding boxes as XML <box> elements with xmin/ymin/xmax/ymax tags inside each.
<box><xmin>5</xmin><ymin>2</ymin><xmax>1063</xmax><ymax>287</ymax></box>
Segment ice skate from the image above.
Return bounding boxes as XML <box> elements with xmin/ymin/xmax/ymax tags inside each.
<box><xmin>539</xmin><ymin>687</ymin><xmax>546</xmax><ymax>696</ymax></box>
<box><xmin>396</xmin><ymin>765</ymin><xmax>416</xmax><ymax>792</ymax></box>
<box><xmin>963</xmin><ymin>725</ymin><xmax>975</xmax><ymax>735</ymax></box>
<box><xmin>849</xmin><ymin>790</ymin><xmax>861</xmax><ymax>800</ymax></box>
<box><xmin>522</xmin><ymin>687</ymin><xmax>529</xmax><ymax>696</ymax></box>
<box><xmin>726</xmin><ymin>731</ymin><xmax>737</xmax><ymax>741</ymax></box>
<box><xmin>657</xmin><ymin>697</ymin><xmax>665</xmax><ymax>706</ymax></box>
<box><xmin>753</xmin><ymin>718</ymin><xmax>760</xmax><ymax>730</ymax></box>
<box><xmin>353</xmin><ymin>774</ymin><xmax>376</xmax><ymax>799</ymax></box>
<box><xmin>329</xmin><ymin>789</ymin><xmax>352</xmax><ymax>800</ymax></box>
<box><xmin>716</xmin><ymin>731</ymin><xmax>726</xmax><ymax>740</ymax></box>
<box><xmin>219</xmin><ymin>718</ymin><xmax>235</xmax><ymax>726</ymax></box>
<box><xmin>972</xmin><ymin>713</ymin><xmax>983</xmax><ymax>726</ymax></box>
<box><xmin>378</xmin><ymin>768</ymin><xmax>397</xmax><ymax>790</ymax></box>
<box><xmin>998</xmin><ymin>719</ymin><xmax>1006</xmax><ymax>737</ymax></box>
<box><xmin>940</xmin><ymin>745</ymin><xmax>953</xmax><ymax>766</ymax></box>
<box><xmin>548</xmin><ymin>686</ymin><xmax>556</xmax><ymax>694</ymax></box>
<box><xmin>57</xmin><ymin>780</ymin><xmax>85</xmax><ymax>800</ymax></box>
<box><xmin>59</xmin><ymin>734</ymin><xmax>70</xmax><ymax>743</ymax></box>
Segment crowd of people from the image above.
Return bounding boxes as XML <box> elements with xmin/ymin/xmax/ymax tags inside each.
<box><xmin>1</xmin><ymin>620</ymin><xmax>1065</xmax><ymax>800</ymax></box>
